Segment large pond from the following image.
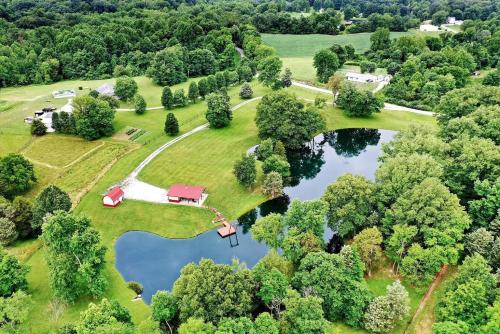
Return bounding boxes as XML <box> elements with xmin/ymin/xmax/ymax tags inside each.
<box><xmin>115</xmin><ymin>128</ymin><xmax>396</xmax><ymax>302</ymax></box>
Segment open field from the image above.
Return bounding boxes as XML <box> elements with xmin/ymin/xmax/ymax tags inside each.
<box><xmin>2</xmin><ymin>75</ymin><xmax>437</xmax><ymax>333</ymax></box>
<box><xmin>262</xmin><ymin>30</ymin><xmax>439</xmax><ymax>83</ymax></box>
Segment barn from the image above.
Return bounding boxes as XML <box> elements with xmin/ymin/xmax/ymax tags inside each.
<box><xmin>103</xmin><ymin>187</ymin><xmax>124</xmax><ymax>207</ymax></box>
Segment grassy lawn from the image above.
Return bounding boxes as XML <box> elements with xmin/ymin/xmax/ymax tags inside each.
<box><xmin>263</xmin><ymin>30</ymin><xmax>439</xmax><ymax>83</ymax></box>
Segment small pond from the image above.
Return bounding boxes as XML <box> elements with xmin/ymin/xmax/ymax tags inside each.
<box><xmin>115</xmin><ymin>128</ymin><xmax>396</xmax><ymax>302</ymax></box>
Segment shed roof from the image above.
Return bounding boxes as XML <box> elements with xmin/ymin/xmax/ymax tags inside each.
<box><xmin>105</xmin><ymin>187</ymin><xmax>124</xmax><ymax>201</ymax></box>
<box><xmin>167</xmin><ymin>184</ymin><xmax>205</xmax><ymax>200</ymax></box>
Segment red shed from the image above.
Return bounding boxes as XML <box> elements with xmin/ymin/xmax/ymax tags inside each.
<box><xmin>167</xmin><ymin>184</ymin><xmax>205</xmax><ymax>204</ymax></box>
<box><xmin>103</xmin><ymin>187</ymin><xmax>124</xmax><ymax>207</ymax></box>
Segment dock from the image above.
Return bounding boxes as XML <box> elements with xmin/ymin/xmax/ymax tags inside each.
<box><xmin>217</xmin><ymin>221</ymin><xmax>236</xmax><ymax>237</ymax></box>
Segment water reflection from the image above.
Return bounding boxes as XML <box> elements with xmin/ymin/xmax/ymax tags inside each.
<box><xmin>115</xmin><ymin>129</ymin><xmax>396</xmax><ymax>302</ymax></box>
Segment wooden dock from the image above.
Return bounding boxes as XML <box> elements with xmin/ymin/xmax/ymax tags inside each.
<box><xmin>217</xmin><ymin>221</ymin><xmax>236</xmax><ymax>237</ymax></box>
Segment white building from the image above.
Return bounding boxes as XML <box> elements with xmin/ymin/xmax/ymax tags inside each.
<box><xmin>96</xmin><ymin>83</ymin><xmax>115</xmax><ymax>97</ymax></box>
<box><xmin>419</xmin><ymin>24</ymin><xmax>440</xmax><ymax>32</ymax></box>
<box><xmin>52</xmin><ymin>89</ymin><xmax>76</xmax><ymax>99</ymax></box>
<box><xmin>28</xmin><ymin>99</ymin><xmax>74</xmax><ymax>132</ymax></box>
<box><xmin>345</xmin><ymin>72</ymin><xmax>391</xmax><ymax>83</ymax></box>
<box><xmin>447</xmin><ymin>17</ymin><xmax>463</xmax><ymax>25</ymax></box>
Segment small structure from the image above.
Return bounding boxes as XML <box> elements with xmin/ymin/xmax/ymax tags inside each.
<box><xmin>447</xmin><ymin>17</ymin><xmax>463</xmax><ymax>25</ymax></box>
<box><xmin>52</xmin><ymin>89</ymin><xmax>76</xmax><ymax>99</ymax></box>
<box><xmin>473</xmin><ymin>70</ymin><xmax>481</xmax><ymax>76</ymax></box>
<box><xmin>103</xmin><ymin>187</ymin><xmax>125</xmax><ymax>207</ymax></box>
<box><xmin>96</xmin><ymin>83</ymin><xmax>115</xmax><ymax>97</ymax></box>
<box><xmin>419</xmin><ymin>24</ymin><xmax>440</xmax><ymax>32</ymax></box>
<box><xmin>217</xmin><ymin>221</ymin><xmax>237</xmax><ymax>238</ymax></box>
<box><xmin>345</xmin><ymin>72</ymin><xmax>391</xmax><ymax>83</ymax></box>
<box><xmin>167</xmin><ymin>184</ymin><xmax>206</xmax><ymax>205</ymax></box>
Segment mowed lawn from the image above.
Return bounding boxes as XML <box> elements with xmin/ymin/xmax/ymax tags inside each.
<box><xmin>262</xmin><ymin>30</ymin><xmax>439</xmax><ymax>82</ymax></box>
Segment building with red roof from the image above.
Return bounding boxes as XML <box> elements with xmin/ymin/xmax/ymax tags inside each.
<box><xmin>167</xmin><ymin>184</ymin><xmax>206</xmax><ymax>204</ymax></box>
<box><xmin>103</xmin><ymin>187</ymin><xmax>124</xmax><ymax>207</ymax></box>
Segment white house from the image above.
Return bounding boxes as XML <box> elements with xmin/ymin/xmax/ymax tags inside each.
<box><xmin>345</xmin><ymin>72</ymin><xmax>391</xmax><ymax>83</ymax></box>
<box><xmin>419</xmin><ymin>24</ymin><xmax>440</xmax><ymax>32</ymax></box>
<box><xmin>28</xmin><ymin>99</ymin><xmax>73</xmax><ymax>132</ymax></box>
<box><xmin>447</xmin><ymin>17</ymin><xmax>463</xmax><ymax>25</ymax></box>
<box><xmin>96</xmin><ymin>83</ymin><xmax>115</xmax><ymax>97</ymax></box>
<box><xmin>103</xmin><ymin>187</ymin><xmax>124</xmax><ymax>207</ymax></box>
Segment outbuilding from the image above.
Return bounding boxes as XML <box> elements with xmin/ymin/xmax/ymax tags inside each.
<box><xmin>167</xmin><ymin>184</ymin><xmax>206</xmax><ymax>204</ymax></box>
<box><xmin>103</xmin><ymin>187</ymin><xmax>124</xmax><ymax>207</ymax></box>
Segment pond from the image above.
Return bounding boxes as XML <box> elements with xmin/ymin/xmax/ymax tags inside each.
<box><xmin>115</xmin><ymin>128</ymin><xmax>395</xmax><ymax>302</ymax></box>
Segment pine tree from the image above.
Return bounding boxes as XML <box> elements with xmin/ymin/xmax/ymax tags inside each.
<box><xmin>164</xmin><ymin>113</ymin><xmax>179</xmax><ymax>136</ymax></box>
<box><xmin>161</xmin><ymin>86</ymin><xmax>173</xmax><ymax>109</ymax></box>
<box><xmin>31</xmin><ymin>119</ymin><xmax>47</xmax><ymax>136</ymax></box>
<box><xmin>188</xmin><ymin>82</ymin><xmax>199</xmax><ymax>103</ymax></box>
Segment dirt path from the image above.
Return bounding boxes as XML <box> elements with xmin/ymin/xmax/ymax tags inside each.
<box><xmin>404</xmin><ymin>265</ymin><xmax>448</xmax><ymax>334</ymax></box>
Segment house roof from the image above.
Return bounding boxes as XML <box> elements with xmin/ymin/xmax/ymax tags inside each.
<box><xmin>167</xmin><ymin>184</ymin><xmax>205</xmax><ymax>200</ymax></box>
<box><xmin>105</xmin><ymin>187</ymin><xmax>124</xmax><ymax>201</ymax></box>
<box><xmin>96</xmin><ymin>83</ymin><xmax>115</xmax><ymax>96</ymax></box>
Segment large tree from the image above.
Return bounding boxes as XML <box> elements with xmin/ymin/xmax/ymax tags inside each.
<box><xmin>251</xmin><ymin>213</ymin><xmax>285</xmax><ymax>249</ymax></box>
<box><xmin>172</xmin><ymin>259</ymin><xmax>256</xmax><ymax>323</ymax></box>
<box><xmin>255</xmin><ymin>91</ymin><xmax>325</xmax><ymax>150</ymax></box>
<box><xmin>0</xmin><ymin>248</ymin><xmax>28</xmax><ymax>297</ymax></box>
<box><xmin>370</xmin><ymin>27</ymin><xmax>391</xmax><ymax>51</ymax></box>
<box><xmin>336</xmin><ymin>82</ymin><xmax>383</xmax><ymax>117</ymax></box>
<box><xmin>76</xmin><ymin>299</ymin><xmax>132</xmax><ymax>334</ymax></box>
<box><xmin>281</xmin><ymin>289</ymin><xmax>328</xmax><ymax>334</ymax></box>
<box><xmin>313</xmin><ymin>49</ymin><xmax>340</xmax><ymax>83</ymax></box>
<box><xmin>257</xmin><ymin>269</ymin><xmax>288</xmax><ymax>318</ymax></box>
<box><xmin>257</xmin><ymin>56</ymin><xmax>282</xmax><ymax>88</ymax></box>
<box><xmin>322</xmin><ymin>174</ymin><xmax>377</xmax><ymax>239</ymax></box>
<box><xmin>32</xmin><ymin>185</ymin><xmax>72</xmax><ymax>232</ymax></box>
<box><xmin>0</xmin><ymin>154</ymin><xmax>36</xmax><ymax>199</ymax></box>
<box><xmin>151</xmin><ymin>291</ymin><xmax>177</xmax><ymax>334</ymax></box>
<box><xmin>205</xmin><ymin>92</ymin><xmax>232</xmax><ymax>128</ymax></box>
<box><xmin>148</xmin><ymin>46</ymin><xmax>187</xmax><ymax>86</ymax></box>
<box><xmin>73</xmin><ymin>95</ymin><xmax>115</xmax><ymax>140</ymax></box>
<box><xmin>352</xmin><ymin>227</ymin><xmax>383</xmax><ymax>277</ymax></box>
<box><xmin>42</xmin><ymin>211</ymin><xmax>107</xmax><ymax>302</ymax></box>
<box><xmin>114</xmin><ymin>76</ymin><xmax>138</xmax><ymax>101</ymax></box>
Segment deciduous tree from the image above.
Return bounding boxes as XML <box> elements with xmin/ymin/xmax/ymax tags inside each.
<box><xmin>281</xmin><ymin>289</ymin><xmax>328</xmax><ymax>334</ymax></box>
<box><xmin>313</xmin><ymin>49</ymin><xmax>340</xmax><ymax>83</ymax></box>
<box><xmin>205</xmin><ymin>92</ymin><xmax>232</xmax><ymax>128</ymax></box>
<box><xmin>73</xmin><ymin>95</ymin><xmax>115</xmax><ymax>140</ymax></box>
<box><xmin>0</xmin><ymin>154</ymin><xmax>36</xmax><ymax>199</ymax></box>
<box><xmin>151</xmin><ymin>291</ymin><xmax>177</xmax><ymax>334</ymax></box>
<box><xmin>233</xmin><ymin>154</ymin><xmax>257</xmax><ymax>188</ymax></box>
<box><xmin>336</xmin><ymin>82</ymin><xmax>383</xmax><ymax>117</ymax></box>
<box><xmin>0</xmin><ymin>248</ymin><xmax>28</xmax><ymax>297</ymax></box>
<box><xmin>262</xmin><ymin>172</ymin><xmax>283</xmax><ymax>198</ymax></box>
<box><xmin>257</xmin><ymin>56</ymin><xmax>282</xmax><ymax>88</ymax></box>
<box><xmin>32</xmin><ymin>185</ymin><xmax>71</xmax><ymax>232</ymax></box>
<box><xmin>115</xmin><ymin>76</ymin><xmax>138</xmax><ymax>101</ymax></box>
<box><xmin>134</xmin><ymin>94</ymin><xmax>146</xmax><ymax>114</ymax></box>
<box><xmin>352</xmin><ymin>227</ymin><xmax>383</xmax><ymax>277</ymax></box>
<box><xmin>251</xmin><ymin>213</ymin><xmax>285</xmax><ymax>249</ymax></box>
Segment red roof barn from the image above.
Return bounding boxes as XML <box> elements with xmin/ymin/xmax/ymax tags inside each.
<box><xmin>103</xmin><ymin>187</ymin><xmax>124</xmax><ymax>207</ymax></box>
<box><xmin>167</xmin><ymin>184</ymin><xmax>205</xmax><ymax>204</ymax></box>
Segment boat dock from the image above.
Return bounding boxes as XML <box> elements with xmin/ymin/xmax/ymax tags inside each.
<box><xmin>217</xmin><ymin>221</ymin><xmax>237</xmax><ymax>237</ymax></box>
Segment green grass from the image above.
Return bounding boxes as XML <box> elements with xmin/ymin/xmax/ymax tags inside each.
<box><xmin>263</xmin><ymin>30</ymin><xmax>439</xmax><ymax>83</ymax></box>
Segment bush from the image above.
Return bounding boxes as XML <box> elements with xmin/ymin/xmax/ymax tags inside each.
<box><xmin>173</xmin><ymin>89</ymin><xmax>187</xmax><ymax>107</ymax></box>
<box><xmin>314</xmin><ymin>96</ymin><xmax>327</xmax><ymax>108</ymax></box>
<box><xmin>483</xmin><ymin>69</ymin><xmax>499</xmax><ymax>86</ymax></box>
<box><xmin>360</xmin><ymin>61</ymin><xmax>376</xmax><ymax>73</ymax></box>
<box><xmin>262</xmin><ymin>172</ymin><xmax>283</xmax><ymax>198</ymax></box>
<box><xmin>0</xmin><ymin>218</ymin><xmax>18</xmax><ymax>246</ymax></box>
<box><xmin>239</xmin><ymin>83</ymin><xmax>253</xmax><ymax>99</ymax></box>
<box><xmin>337</xmin><ymin>82</ymin><xmax>383</xmax><ymax>117</ymax></box>
<box><xmin>262</xmin><ymin>155</ymin><xmax>290</xmax><ymax>178</ymax></box>
<box><xmin>31</xmin><ymin>119</ymin><xmax>47</xmax><ymax>136</ymax></box>
<box><xmin>134</xmin><ymin>94</ymin><xmax>147</xmax><ymax>114</ymax></box>
<box><xmin>127</xmin><ymin>281</ymin><xmax>144</xmax><ymax>295</ymax></box>
<box><xmin>115</xmin><ymin>76</ymin><xmax>138</xmax><ymax>101</ymax></box>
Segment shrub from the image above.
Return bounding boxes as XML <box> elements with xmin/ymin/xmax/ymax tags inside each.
<box><xmin>173</xmin><ymin>89</ymin><xmax>187</xmax><ymax>107</ymax></box>
<box><xmin>127</xmin><ymin>281</ymin><xmax>144</xmax><ymax>295</ymax></box>
<box><xmin>134</xmin><ymin>94</ymin><xmax>147</xmax><ymax>114</ymax></box>
<box><xmin>31</xmin><ymin>119</ymin><xmax>47</xmax><ymax>136</ymax></box>
<box><xmin>0</xmin><ymin>218</ymin><xmax>18</xmax><ymax>246</ymax></box>
<box><xmin>239</xmin><ymin>83</ymin><xmax>253</xmax><ymax>99</ymax></box>
<box><xmin>164</xmin><ymin>113</ymin><xmax>179</xmax><ymax>136</ymax></box>
<box><xmin>360</xmin><ymin>61</ymin><xmax>376</xmax><ymax>73</ymax></box>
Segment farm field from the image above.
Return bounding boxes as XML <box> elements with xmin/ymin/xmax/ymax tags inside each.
<box><xmin>262</xmin><ymin>30</ymin><xmax>438</xmax><ymax>83</ymax></box>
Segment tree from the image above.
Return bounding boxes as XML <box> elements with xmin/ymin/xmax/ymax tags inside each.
<box><xmin>215</xmin><ymin>71</ymin><xmax>226</xmax><ymax>89</ymax></box>
<box><xmin>10</xmin><ymin>197</ymin><xmax>33</xmax><ymax>238</ymax></box>
<box><xmin>73</xmin><ymin>95</ymin><xmax>115</xmax><ymax>140</ymax></box>
<box><xmin>188</xmin><ymin>82</ymin><xmax>199</xmax><ymax>103</ymax></box>
<box><xmin>161</xmin><ymin>87</ymin><xmax>173</xmax><ymax>109</ymax></box>
<box><xmin>262</xmin><ymin>155</ymin><xmax>290</xmax><ymax>178</ymax></box>
<box><xmin>233</xmin><ymin>154</ymin><xmax>257</xmax><ymax>188</ymax></box>
<box><xmin>384</xmin><ymin>178</ymin><xmax>470</xmax><ymax>264</ymax></box>
<box><xmin>360</xmin><ymin>61</ymin><xmax>376</xmax><ymax>73</ymax></box>
<box><xmin>0</xmin><ymin>218</ymin><xmax>17</xmax><ymax>246</ymax></box>
<box><xmin>136</xmin><ymin>318</ymin><xmax>162</xmax><ymax>334</ymax></box>
<box><xmin>255</xmin><ymin>91</ymin><xmax>325</xmax><ymax>150</ymax></box>
<box><xmin>172</xmin><ymin>259</ymin><xmax>257</xmax><ymax>323</ymax></box>
<box><xmin>148</xmin><ymin>46</ymin><xmax>187</xmax><ymax>86</ymax></box>
<box><xmin>217</xmin><ymin>317</ymin><xmax>254</xmax><ymax>333</ymax></box>
<box><xmin>465</xmin><ymin>228</ymin><xmax>494</xmax><ymax>260</ymax></box>
<box><xmin>31</xmin><ymin>118</ymin><xmax>47</xmax><ymax>136</ymax></box>
<box><xmin>178</xmin><ymin>318</ymin><xmax>215</xmax><ymax>334</ymax></box>
<box><xmin>239</xmin><ymin>83</ymin><xmax>253</xmax><ymax>99</ymax></box>
<box><xmin>258</xmin><ymin>56</ymin><xmax>282</xmax><ymax>88</ymax></box>
<box><xmin>134</xmin><ymin>94</ymin><xmax>146</xmax><ymax>114</ymax></box>
<box><xmin>76</xmin><ymin>299</ymin><xmax>132</xmax><ymax>334</ymax></box>
<box><xmin>254</xmin><ymin>312</ymin><xmax>279</xmax><ymax>334</ymax></box>
<box><xmin>313</xmin><ymin>49</ymin><xmax>340</xmax><ymax>83</ymax></box>
<box><xmin>237</xmin><ymin>65</ymin><xmax>253</xmax><ymax>83</ymax></box>
<box><xmin>205</xmin><ymin>92</ymin><xmax>232</xmax><ymax>128</ymax></box>
<box><xmin>42</xmin><ymin>211</ymin><xmax>107</xmax><ymax>302</ymax></box>
<box><xmin>0</xmin><ymin>248</ymin><xmax>28</xmax><ymax>297</ymax></box>
<box><xmin>326</xmin><ymin>74</ymin><xmax>344</xmax><ymax>103</ymax></box>
<box><xmin>482</xmin><ymin>69</ymin><xmax>499</xmax><ymax>86</ymax></box>
<box><xmin>386</xmin><ymin>224</ymin><xmax>418</xmax><ymax>272</ymax></box>
<box><xmin>432</xmin><ymin>10</ymin><xmax>448</xmax><ymax>25</ymax></box>
<box><xmin>251</xmin><ymin>213</ymin><xmax>285</xmax><ymax>249</ymax></box>
<box><xmin>32</xmin><ymin>185</ymin><xmax>71</xmax><ymax>232</ymax></box>
<box><xmin>370</xmin><ymin>28</ymin><xmax>391</xmax><ymax>51</ymax></box>
<box><xmin>281</xmin><ymin>68</ymin><xmax>292</xmax><ymax>88</ymax></box>
<box><xmin>262</xmin><ymin>172</ymin><xmax>283</xmax><ymax>198</ymax></box>
<box><xmin>433</xmin><ymin>321</ymin><xmax>470</xmax><ymax>334</ymax></box>
<box><xmin>363</xmin><ymin>280</ymin><xmax>410</xmax><ymax>333</ymax></box>
<box><xmin>480</xmin><ymin>300</ymin><xmax>500</xmax><ymax>334</ymax></box>
<box><xmin>0</xmin><ymin>154</ymin><xmax>36</xmax><ymax>199</ymax></box>
<box><xmin>257</xmin><ymin>268</ymin><xmax>288</xmax><ymax>318</ymax></box>
<box><xmin>207</xmin><ymin>75</ymin><xmax>218</xmax><ymax>93</ymax></box>
<box><xmin>400</xmin><ymin>244</ymin><xmax>447</xmax><ymax>288</ymax></box>
<box><xmin>151</xmin><ymin>291</ymin><xmax>177</xmax><ymax>334</ymax></box>
<box><xmin>322</xmin><ymin>174</ymin><xmax>377</xmax><ymax>239</ymax></box>
<box><xmin>164</xmin><ymin>113</ymin><xmax>179</xmax><ymax>136</ymax></box>
<box><xmin>173</xmin><ymin>89</ymin><xmax>187</xmax><ymax>108</ymax></box>
<box><xmin>283</xmin><ymin>199</ymin><xmax>328</xmax><ymax>239</ymax></box>
<box><xmin>0</xmin><ymin>291</ymin><xmax>32</xmax><ymax>332</ymax></box>
<box><xmin>336</xmin><ymin>82</ymin><xmax>383</xmax><ymax>117</ymax></box>
<box><xmin>282</xmin><ymin>228</ymin><xmax>323</xmax><ymax>265</ymax></box>
<box><xmin>197</xmin><ymin>79</ymin><xmax>209</xmax><ymax>99</ymax></box>
<box><xmin>468</xmin><ymin>179</ymin><xmax>500</xmax><ymax>228</ymax></box>
<box><xmin>115</xmin><ymin>76</ymin><xmax>138</xmax><ymax>101</ymax></box>
<box><xmin>281</xmin><ymin>289</ymin><xmax>328</xmax><ymax>334</ymax></box>
<box><xmin>352</xmin><ymin>227</ymin><xmax>383</xmax><ymax>277</ymax></box>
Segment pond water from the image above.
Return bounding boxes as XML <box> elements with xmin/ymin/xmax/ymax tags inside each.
<box><xmin>115</xmin><ymin>128</ymin><xmax>395</xmax><ymax>302</ymax></box>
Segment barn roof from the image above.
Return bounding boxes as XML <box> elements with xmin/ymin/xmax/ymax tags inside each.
<box><xmin>105</xmin><ymin>187</ymin><xmax>124</xmax><ymax>201</ymax></box>
<box><xmin>167</xmin><ymin>184</ymin><xmax>205</xmax><ymax>200</ymax></box>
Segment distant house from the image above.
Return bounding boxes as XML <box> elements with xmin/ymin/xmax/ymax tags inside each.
<box><xmin>96</xmin><ymin>83</ymin><xmax>115</xmax><ymax>97</ymax></box>
<box><xmin>167</xmin><ymin>184</ymin><xmax>206</xmax><ymax>205</ymax></box>
<box><xmin>447</xmin><ymin>17</ymin><xmax>463</xmax><ymax>25</ymax></box>
<box><xmin>103</xmin><ymin>187</ymin><xmax>124</xmax><ymax>207</ymax></box>
<box><xmin>52</xmin><ymin>89</ymin><xmax>76</xmax><ymax>99</ymax></box>
<box><xmin>419</xmin><ymin>24</ymin><xmax>440</xmax><ymax>32</ymax></box>
<box><xmin>27</xmin><ymin>100</ymin><xmax>73</xmax><ymax>132</ymax></box>
<box><xmin>345</xmin><ymin>72</ymin><xmax>391</xmax><ymax>83</ymax></box>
